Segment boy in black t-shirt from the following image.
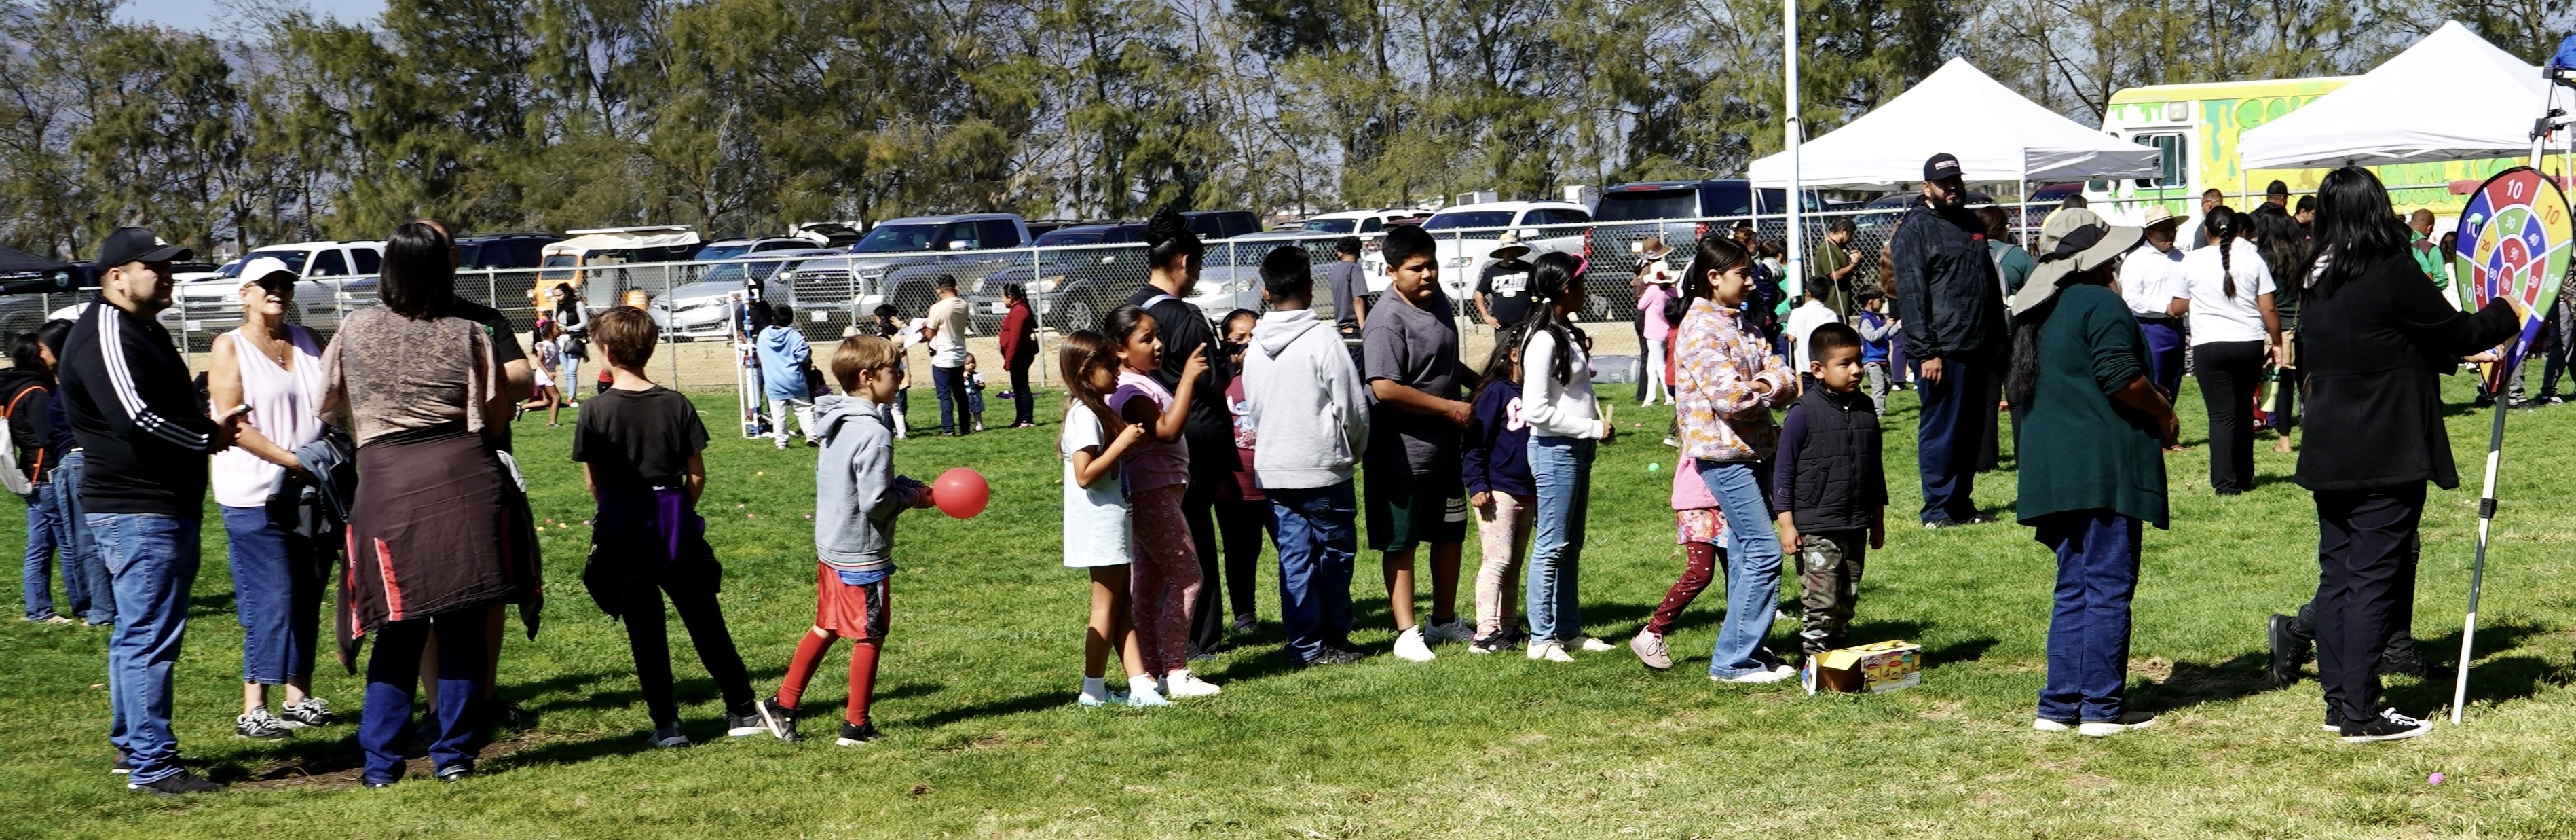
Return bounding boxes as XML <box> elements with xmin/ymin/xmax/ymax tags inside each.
<box><xmin>572</xmin><ymin>307</ymin><xmax>763</xmax><ymax>748</ymax></box>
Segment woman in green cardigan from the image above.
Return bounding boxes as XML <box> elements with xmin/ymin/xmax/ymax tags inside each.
<box><xmin>2003</xmin><ymin>208</ymin><xmax>2178</xmax><ymax>737</ymax></box>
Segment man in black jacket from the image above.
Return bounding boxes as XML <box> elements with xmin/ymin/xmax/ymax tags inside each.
<box><xmin>1889</xmin><ymin>153</ymin><xmax>2007</xmax><ymax>527</ymax></box>
<box><xmin>60</xmin><ymin>227</ymin><xmax>240</xmax><ymax>795</ymax></box>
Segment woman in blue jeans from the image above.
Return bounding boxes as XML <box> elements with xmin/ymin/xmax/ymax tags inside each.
<box><xmin>37</xmin><ymin>318</ymin><xmax>109</xmax><ymax>627</ymax></box>
<box><xmin>7</xmin><ymin>331</ymin><xmax>69</xmax><ymax>623</ymax></box>
<box><xmin>209</xmin><ymin>263</ymin><xmax>337</xmax><ymax>739</ymax></box>
<box><xmin>2002</xmin><ymin>209</ymin><xmax>2173</xmax><ymax>737</ymax></box>
<box><xmin>1514</xmin><ymin>254</ymin><xmax>1614</xmax><ymax>662</ymax></box>
<box><xmin>1670</xmin><ymin>235</ymin><xmax>1799</xmax><ymax>684</ymax></box>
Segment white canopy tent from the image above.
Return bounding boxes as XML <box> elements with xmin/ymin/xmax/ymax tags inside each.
<box><xmin>2239</xmin><ymin>21</ymin><xmax>2552</xmax><ymax>169</ymax></box>
<box><xmin>1747</xmin><ymin>57</ymin><xmax>2163</xmax><ymax>189</ymax></box>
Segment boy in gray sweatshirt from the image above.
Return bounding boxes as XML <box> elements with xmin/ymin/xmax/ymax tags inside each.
<box><xmin>753</xmin><ymin>335</ymin><xmax>933</xmax><ymax>747</ymax></box>
<box><xmin>1244</xmin><ymin>246</ymin><xmax>1373</xmax><ymax>666</ymax></box>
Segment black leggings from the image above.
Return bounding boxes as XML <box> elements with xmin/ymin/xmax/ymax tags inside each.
<box><xmin>2193</xmin><ymin>340</ymin><xmax>2265</xmax><ymax>493</ymax></box>
<box><xmin>619</xmin><ymin>573</ymin><xmax>757</xmax><ymax>726</ymax></box>
<box><xmin>1009</xmin><ymin>357</ymin><xmax>1035</xmax><ymax>425</ymax></box>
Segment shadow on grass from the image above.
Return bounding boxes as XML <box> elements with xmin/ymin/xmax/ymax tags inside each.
<box><xmin>2135</xmin><ymin>652</ymin><xmax>2274</xmax><ymax>712</ymax></box>
<box><xmin>520</xmin><ymin>668</ymin><xmax>802</xmax><ymax>716</ymax></box>
<box><xmin>903</xmin><ymin>690</ymin><xmax>1068</xmax><ymax>729</ymax></box>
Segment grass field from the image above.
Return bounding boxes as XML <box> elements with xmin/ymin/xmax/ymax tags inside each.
<box><xmin>11</xmin><ymin>374</ymin><xmax>2576</xmax><ymax>839</ymax></box>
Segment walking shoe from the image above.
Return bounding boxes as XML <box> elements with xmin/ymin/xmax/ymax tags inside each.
<box><xmin>2266</xmin><ymin>613</ymin><xmax>2307</xmax><ymax>687</ymax></box>
<box><xmin>834</xmin><ymin>721</ymin><xmax>882</xmax><ymax>746</ymax></box>
<box><xmin>1423</xmin><ymin>619</ymin><xmax>1474</xmax><ymax>644</ymax></box>
<box><xmin>2376</xmin><ymin>643</ymin><xmax>2434</xmax><ymax>680</ymax></box>
<box><xmin>1231</xmin><ymin>613</ymin><xmax>1257</xmax><ymax>635</ymax></box>
<box><xmin>2322</xmin><ymin>707</ymin><xmax>2346</xmax><ymax>733</ymax></box>
<box><xmin>2032</xmin><ymin>718</ymin><xmax>2076</xmax><ymax>733</ymax></box>
<box><xmin>434</xmin><ymin>761</ymin><xmax>473</xmax><ymax>783</ymax></box>
<box><xmin>128</xmin><ymin>770</ymin><xmax>221</xmax><ymax>795</ymax></box>
<box><xmin>725</xmin><ymin>708</ymin><xmax>770</xmax><ymax>738</ymax></box>
<box><xmin>2078</xmin><ymin>711</ymin><xmax>2157</xmax><ymax>737</ymax></box>
<box><xmin>1391</xmin><ymin>626</ymin><xmax>1437</xmax><ymax>662</ymax></box>
<box><xmin>1305</xmin><ymin>647</ymin><xmax>1368</xmax><ymax>666</ymax></box>
<box><xmin>1525</xmin><ymin>642</ymin><xmax>1574</xmax><ymax>663</ymax></box>
<box><xmin>236</xmin><ymin>708</ymin><xmax>295</xmax><ymax>739</ymax></box>
<box><xmin>1161</xmin><ymin>671</ymin><xmax>1222</xmax><ymax>698</ymax></box>
<box><xmin>2340</xmin><ymin>708</ymin><xmax>2433</xmax><ymax>743</ymax></box>
<box><xmin>1468</xmin><ymin>634</ymin><xmax>1512</xmax><ymax>655</ymax></box>
<box><xmin>41</xmin><ymin>615</ymin><xmax>72</xmax><ymax>625</ymax></box>
<box><xmin>1630</xmin><ymin>629</ymin><xmax>1674</xmax><ymax>670</ymax></box>
<box><xmin>774</xmin><ymin>440</ymin><xmax>789</xmax><ymax>450</ymax></box>
<box><xmin>280</xmin><ymin>697</ymin><xmax>336</xmax><ymax>727</ymax></box>
<box><xmin>649</xmin><ymin>723</ymin><xmax>692</xmax><ymax>748</ymax></box>
<box><xmin>1574</xmin><ymin>635</ymin><xmax>1616</xmax><ymax>653</ymax></box>
<box><xmin>111</xmin><ymin>750</ymin><xmax>132</xmax><ymax>775</ymax></box>
<box><xmin>1125</xmin><ymin>675</ymin><xmax>1172</xmax><ymax>707</ymax></box>
<box><xmin>1076</xmin><ymin>678</ymin><xmax>1123</xmax><ymax>707</ymax></box>
<box><xmin>1712</xmin><ymin>667</ymin><xmax>1791</xmax><ymax>684</ymax></box>
<box><xmin>754</xmin><ymin>697</ymin><xmax>802</xmax><ymax>741</ymax></box>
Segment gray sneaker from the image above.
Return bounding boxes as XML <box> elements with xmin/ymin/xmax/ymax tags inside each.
<box><xmin>649</xmin><ymin>723</ymin><xmax>692</xmax><ymax>748</ymax></box>
<box><xmin>236</xmin><ymin>708</ymin><xmax>295</xmax><ymax>739</ymax></box>
<box><xmin>1630</xmin><ymin>629</ymin><xmax>1673</xmax><ymax>670</ymax></box>
<box><xmin>280</xmin><ymin>697</ymin><xmax>337</xmax><ymax>727</ymax></box>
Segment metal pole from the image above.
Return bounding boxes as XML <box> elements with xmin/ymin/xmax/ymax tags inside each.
<box><xmin>1782</xmin><ymin>0</ymin><xmax>1802</xmax><ymax>298</ymax></box>
<box><xmin>2450</xmin><ymin>395</ymin><xmax>2509</xmax><ymax>725</ymax></box>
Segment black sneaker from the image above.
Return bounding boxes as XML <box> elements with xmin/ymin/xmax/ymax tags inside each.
<box><xmin>1468</xmin><ymin>634</ymin><xmax>1512</xmax><ymax>655</ymax></box>
<box><xmin>279</xmin><ymin>697</ymin><xmax>337</xmax><ymax>727</ymax></box>
<box><xmin>2340</xmin><ymin>708</ymin><xmax>2433</xmax><ymax>743</ymax></box>
<box><xmin>435</xmin><ymin>760</ymin><xmax>473</xmax><ymax>783</ymax></box>
<box><xmin>111</xmin><ymin>750</ymin><xmax>132</xmax><ymax>775</ymax></box>
<box><xmin>1305</xmin><ymin>647</ymin><xmax>1367</xmax><ymax>666</ymax></box>
<box><xmin>2266</xmin><ymin>613</ymin><xmax>2307</xmax><ymax>687</ymax></box>
<box><xmin>237</xmin><ymin>708</ymin><xmax>295</xmax><ymax>739</ymax></box>
<box><xmin>2376</xmin><ymin>643</ymin><xmax>2436</xmax><ymax>679</ymax></box>
<box><xmin>753</xmin><ymin>697</ymin><xmax>802</xmax><ymax>742</ymax></box>
<box><xmin>834</xmin><ymin>721</ymin><xmax>881</xmax><ymax>746</ymax></box>
<box><xmin>2322</xmin><ymin>707</ymin><xmax>2345</xmax><ymax>733</ymax></box>
<box><xmin>129</xmin><ymin>770</ymin><xmax>221</xmax><ymax>795</ymax></box>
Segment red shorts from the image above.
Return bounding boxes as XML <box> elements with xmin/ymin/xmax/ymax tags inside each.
<box><xmin>814</xmin><ymin>564</ymin><xmax>889</xmax><ymax>642</ymax></box>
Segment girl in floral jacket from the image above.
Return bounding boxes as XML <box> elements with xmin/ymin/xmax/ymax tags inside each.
<box><xmin>1671</xmin><ymin>235</ymin><xmax>1802</xmax><ymax>683</ymax></box>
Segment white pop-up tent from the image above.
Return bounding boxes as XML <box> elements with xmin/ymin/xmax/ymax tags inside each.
<box><xmin>2240</xmin><ymin>21</ymin><xmax>2552</xmax><ymax>169</ymax></box>
<box><xmin>1747</xmin><ymin>57</ymin><xmax>2163</xmax><ymax>189</ymax></box>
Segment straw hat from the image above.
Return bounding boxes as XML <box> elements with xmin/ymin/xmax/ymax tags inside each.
<box><xmin>2009</xmin><ymin>208</ymin><xmax>2143</xmax><ymax>316</ymax></box>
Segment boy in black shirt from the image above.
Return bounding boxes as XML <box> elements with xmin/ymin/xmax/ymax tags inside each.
<box><xmin>573</xmin><ymin>307</ymin><xmax>762</xmax><ymax>748</ymax></box>
<box><xmin>1769</xmin><ymin>322</ymin><xmax>1886</xmax><ymax>654</ymax></box>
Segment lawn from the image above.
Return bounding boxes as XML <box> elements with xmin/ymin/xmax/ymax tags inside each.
<box><xmin>10</xmin><ymin>374</ymin><xmax>2576</xmax><ymax>839</ymax></box>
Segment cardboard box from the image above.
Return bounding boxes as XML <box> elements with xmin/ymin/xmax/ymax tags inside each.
<box><xmin>1802</xmin><ymin>640</ymin><xmax>1922</xmax><ymax>695</ymax></box>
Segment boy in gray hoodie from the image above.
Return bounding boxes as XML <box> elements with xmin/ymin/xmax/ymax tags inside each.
<box><xmin>753</xmin><ymin>334</ymin><xmax>934</xmax><ymax>747</ymax></box>
<box><xmin>1244</xmin><ymin>246</ymin><xmax>1373</xmax><ymax>667</ymax></box>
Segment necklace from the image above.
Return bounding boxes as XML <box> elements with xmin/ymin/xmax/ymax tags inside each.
<box><xmin>243</xmin><ymin>325</ymin><xmax>291</xmax><ymax>367</ymax></box>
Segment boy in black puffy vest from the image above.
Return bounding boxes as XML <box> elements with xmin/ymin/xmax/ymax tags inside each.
<box><xmin>1770</xmin><ymin>321</ymin><xmax>1886</xmax><ymax>654</ymax></box>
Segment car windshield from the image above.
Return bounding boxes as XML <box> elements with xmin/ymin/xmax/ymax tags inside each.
<box><xmin>781</xmin><ymin>257</ymin><xmax>848</xmax><ymax>274</ymax></box>
<box><xmin>1300</xmin><ymin>218</ymin><xmax>1358</xmax><ymax>234</ymax></box>
<box><xmin>1033</xmin><ymin>230</ymin><xmax>1104</xmax><ymax>246</ymax></box>
<box><xmin>214</xmin><ymin>260</ymin><xmax>244</xmax><ymax>279</ymax></box>
<box><xmin>692</xmin><ymin>244</ymin><xmax>751</xmax><ymax>261</ymax></box>
<box><xmin>852</xmin><ymin>223</ymin><xmax>944</xmax><ymax>253</ymax></box>
<box><xmin>1594</xmin><ymin>190</ymin><xmax>1700</xmax><ymax>222</ymax></box>
<box><xmin>1422</xmin><ymin>211</ymin><xmax>1515</xmax><ymax>232</ymax></box>
<box><xmin>243</xmin><ymin>250</ymin><xmax>308</xmax><ymax>274</ymax></box>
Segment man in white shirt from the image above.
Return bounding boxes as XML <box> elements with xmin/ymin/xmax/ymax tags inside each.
<box><xmin>923</xmin><ymin>275</ymin><xmax>975</xmax><ymax>435</ymax></box>
<box><xmin>2116</xmin><ymin>206</ymin><xmax>2188</xmax><ymax>403</ymax></box>
<box><xmin>1782</xmin><ymin>276</ymin><xmax>1840</xmax><ymax>390</ymax></box>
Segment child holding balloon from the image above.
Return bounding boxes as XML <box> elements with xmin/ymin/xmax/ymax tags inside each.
<box><xmin>1104</xmin><ymin>304</ymin><xmax>1222</xmax><ymax>699</ymax></box>
<box><xmin>1059</xmin><ymin>330</ymin><xmax>1163</xmax><ymax>707</ymax></box>
<box><xmin>753</xmin><ymin>335</ymin><xmax>937</xmax><ymax>746</ymax></box>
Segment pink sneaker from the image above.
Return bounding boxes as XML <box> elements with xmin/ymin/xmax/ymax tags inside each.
<box><xmin>1630</xmin><ymin>629</ymin><xmax>1673</xmax><ymax>670</ymax></box>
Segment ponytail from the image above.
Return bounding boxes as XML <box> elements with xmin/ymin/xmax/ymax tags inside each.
<box><xmin>2207</xmin><ymin>205</ymin><xmax>2243</xmax><ymax>299</ymax></box>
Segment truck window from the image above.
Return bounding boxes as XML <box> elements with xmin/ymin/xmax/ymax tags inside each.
<box><xmin>2135</xmin><ymin>133</ymin><xmax>2186</xmax><ymax>189</ymax></box>
<box><xmin>938</xmin><ymin>222</ymin><xmax>981</xmax><ymax>250</ymax></box>
<box><xmin>976</xmin><ymin>219</ymin><xmax>1023</xmax><ymax>249</ymax></box>
<box><xmin>352</xmin><ymin>247</ymin><xmax>381</xmax><ymax>275</ymax></box>
<box><xmin>310</xmin><ymin>249</ymin><xmax>349</xmax><ymax>277</ymax></box>
<box><xmin>1597</xmin><ymin>188</ymin><xmax>1703</xmax><ymax>222</ymax></box>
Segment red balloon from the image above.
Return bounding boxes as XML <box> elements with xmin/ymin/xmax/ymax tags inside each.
<box><xmin>932</xmin><ymin>467</ymin><xmax>990</xmax><ymax>519</ymax></box>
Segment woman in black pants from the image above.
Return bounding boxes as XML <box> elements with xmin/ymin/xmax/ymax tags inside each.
<box><xmin>998</xmin><ymin>284</ymin><xmax>1039</xmax><ymax>428</ymax></box>
<box><xmin>2176</xmin><ymin>206</ymin><xmax>2280</xmax><ymax>494</ymax></box>
<box><xmin>2294</xmin><ymin>166</ymin><xmax>2516</xmax><ymax>742</ymax></box>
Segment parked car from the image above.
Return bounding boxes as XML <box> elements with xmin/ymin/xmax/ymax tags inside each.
<box><xmin>650</xmin><ymin>249</ymin><xmax>846</xmax><ymax>340</ymax></box>
<box><xmin>536</xmin><ymin>226</ymin><xmax>701</xmax><ymax>311</ymax></box>
<box><xmin>787</xmin><ymin>221</ymin><xmax>865</xmax><ymax>248</ymax></box>
<box><xmin>454</xmin><ymin>233</ymin><xmax>559</xmax><ymax>270</ymax></box>
<box><xmin>1180</xmin><ymin>210</ymin><xmax>1261</xmax><ymax>240</ymax></box>
<box><xmin>691</xmin><ymin>237</ymin><xmax>813</xmax><ymax>263</ymax></box>
<box><xmin>838</xmin><ymin>213</ymin><xmax>1033</xmax><ymax>320</ymax></box>
<box><xmin>164</xmin><ymin>240</ymin><xmax>385</xmax><ymax>348</ymax></box>
<box><xmin>1416</xmin><ymin>201</ymin><xmax>1591</xmax><ymax>303</ymax></box>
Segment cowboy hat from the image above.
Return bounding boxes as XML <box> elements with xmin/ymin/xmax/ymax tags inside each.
<box><xmin>2009</xmin><ymin>208</ymin><xmax>2143</xmax><ymax>316</ymax></box>
<box><xmin>2139</xmin><ymin>204</ymin><xmax>2180</xmax><ymax>230</ymax></box>
<box><xmin>1489</xmin><ymin>232</ymin><xmax>1531</xmax><ymax>260</ymax></box>
<box><xmin>1631</xmin><ymin>236</ymin><xmax>1672</xmax><ymax>261</ymax></box>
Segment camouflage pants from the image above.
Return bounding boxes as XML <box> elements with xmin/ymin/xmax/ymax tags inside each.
<box><xmin>1797</xmin><ymin>530</ymin><xmax>1868</xmax><ymax>653</ymax></box>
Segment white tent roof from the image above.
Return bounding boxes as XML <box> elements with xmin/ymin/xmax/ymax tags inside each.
<box><xmin>547</xmin><ymin>227</ymin><xmax>701</xmax><ymax>254</ymax></box>
<box><xmin>2240</xmin><ymin>22</ymin><xmax>2550</xmax><ymax>169</ymax></box>
<box><xmin>1748</xmin><ymin>58</ymin><xmax>2162</xmax><ymax>189</ymax></box>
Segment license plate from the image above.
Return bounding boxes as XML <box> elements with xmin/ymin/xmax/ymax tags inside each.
<box><xmin>812</xmin><ymin>311</ymin><xmax>827</xmax><ymax>323</ymax></box>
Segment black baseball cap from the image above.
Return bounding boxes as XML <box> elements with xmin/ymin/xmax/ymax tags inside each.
<box><xmin>1922</xmin><ymin>153</ymin><xmax>1963</xmax><ymax>183</ymax></box>
<box><xmin>95</xmin><ymin>227</ymin><xmax>191</xmax><ymax>268</ymax></box>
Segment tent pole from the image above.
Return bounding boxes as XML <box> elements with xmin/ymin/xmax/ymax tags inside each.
<box><xmin>1782</xmin><ymin>0</ymin><xmax>1802</xmax><ymax>302</ymax></box>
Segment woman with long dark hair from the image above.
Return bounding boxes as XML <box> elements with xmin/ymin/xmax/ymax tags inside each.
<box><xmin>2176</xmin><ymin>205</ymin><xmax>2281</xmax><ymax>494</ymax></box>
<box><xmin>2248</xmin><ymin>206</ymin><xmax>2309</xmax><ymax>452</ymax></box>
<box><xmin>1515</xmin><ymin>253</ymin><xmax>1612</xmax><ymax>661</ymax></box>
<box><xmin>999</xmin><ymin>283</ymin><xmax>1039</xmax><ymax>428</ymax></box>
<box><xmin>2295</xmin><ymin>166</ymin><xmax>2517</xmax><ymax>742</ymax></box>
<box><xmin>324</xmin><ymin>221</ymin><xmax>524</xmax><ymax>785</ymax></box>
<box><xmin>2004</xmin><ymin>209</ymin><xmax>2175</xmax><ymax>736</ymax></box>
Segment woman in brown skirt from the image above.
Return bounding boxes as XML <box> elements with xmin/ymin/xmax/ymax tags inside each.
<box><xmin>324</xmin><ymin>221</ymin><xmax>526</xmax><ymax>787</ymax></box>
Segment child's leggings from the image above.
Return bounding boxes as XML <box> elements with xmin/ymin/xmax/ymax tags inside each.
<box><xmin>779</xmin><ymin>570</ymin><xmax>890</xmax><ymax>726</ymax></box>
<box><xmin>1645</xmin><ymin>541</ymin><xmax>1721</xmax><ymax>636</ymax></box>
<box><xmin>1472</xmin><ymin>492</ymin><xmax>1535</xmax><ymax>639</ymax></box>
<box><xmin>1129</xmin><ymin>485</ymin><xmax>1203</xmax><ymax>676</ymax></box>
<box><xmin>1643</xmin><ymin>340</ymin><xmax>1670</xmax><ymax>403</ymax></box>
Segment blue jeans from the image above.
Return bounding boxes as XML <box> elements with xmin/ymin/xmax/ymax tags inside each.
<box><xmin>21</xmin><ymin>481</ymin><xmax>67</xmax><ymax>619</ymax></box>
<box><xmin>55</xmin><ymin>452</ymin><xmax>111</xmax><ymax>625</ymax></box>
<box><xmin>931</xmin><ymin>364</ymin><xmax>971</xmax><ymax>433</ymax></box>
<box><xmin>223</xmin><ymin>504</ymin><xmax>322</xmax><ymax>686</ymax></box>
<box><xmin>2139</xmin><ymin>321</ymin><xmax>2186</xmax><ymax>399</ymax></box>
<box><xmin>2034</xmin><ymin>510</ymin><xmax>2140</xmax><ymax>724</ymax></box>
<box><xmin>362</xmin><ymin>610</ymin><xmax>489</xmax><ymax>784</ymax></box>
<box><xmin>1525</xmin><ymin>435</ymin><xmax>1595</xmax><ymax>644</ymax></box>
<box><xmin>1268</xmin><ymin>482</ymin><xmax>1357</xmax><ymax>664</ymax></box>
<box><xmin>1696</xmin><ymin>460</ymin><xmax>1786</xmax><ymax>678</ymax></box>
<box><xmin>1912</xmin><ymin>354</ymin><xmax>1989</xmax><ymax>524</ymax></box>
<box><xmin>89</xmin><ymin>512</ymin><xmax>201</xmax><ymax>785</ymax></box>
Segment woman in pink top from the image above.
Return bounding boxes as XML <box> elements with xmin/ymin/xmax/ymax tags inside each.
<box><xmin>1671</xmin><ymin>234</ymin><xmax>1800</xmax><ymax>683</ymax></box>
<box><xmin>1637</xmin><ymin>274</ymin><xmax>1676</xmax><ymax>405</ymax></box>
<box><xmin>1104</xmin><ymin>304</ymin><xmax>1219</xmax><ymax>699</ymax></box>
<box><xmin>208</xmin><ymin>258</ymin><xmax>335</xmax><ymax>739</ymax></box>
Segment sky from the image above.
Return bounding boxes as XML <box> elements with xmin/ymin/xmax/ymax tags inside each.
<box><xmin>115</xmin><ymin>0</ymin><xmax>384</xmax><ymax>34</ymax></box>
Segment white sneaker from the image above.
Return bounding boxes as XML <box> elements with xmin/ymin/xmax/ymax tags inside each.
<box><xmin>1574</xmin><ymin>635</ymin><xmax>1617</xmax><ymax>653</ymax></box>
<box><xmin>1525</xmin><ymin>642</ymin><xmax>1574</xmax><ymax>663</ymax></box>
<box><xmin>2033</xmin><ymin>718</ymin><xmax>2074</xmax><ymax>733</ymax></box>
<box><xmin>1161</xmin><ymin>671</ymin><xmax>1222</xmax><ymax>698</ymax></box>
<box><xmin>1076</xmin><ymin>677</ymin><xmax>1121</xmax><ymax>707</ymax></box>
<box><xmin>1422</xmin><ymin>619</ymin><xmax>1474</xmax><ymax>644</ymax></box>
<box><xmin>1392</xmin><ymin>626</ymin><xmax>1436</xmax><ymax>662</ymax></box>
<box><xmin>1125</xmin><ymin>676</ymin><xmax>1170</xmax><ymax>708</ymax></box>
<box><xmin>1712</xmin><ymin>668</ymin><xmax>1793</xmax><ymax>684</ymax></box>
<box><xmin>2078</xmin><ymin>712</ymin><xmax>2157</xmax><ymax>737</ymax></box>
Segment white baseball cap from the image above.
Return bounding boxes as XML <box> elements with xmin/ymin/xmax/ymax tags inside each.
<box><xmin>237</xmin><ymin>256</ymin><xmax>298</xmax><ymax>300</ymax></box>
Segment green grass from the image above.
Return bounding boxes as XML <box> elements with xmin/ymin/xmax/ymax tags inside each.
<box><xmin>11</xmin><ymin>376</ymin><xmax>2576</xmax><ymax>838</ymax></box>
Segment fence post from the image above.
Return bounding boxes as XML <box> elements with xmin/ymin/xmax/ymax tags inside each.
<box><xmin>1031</xmin><ymin>246</ymin><xmax>1047</xmax><ymax>388</ymax></box>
